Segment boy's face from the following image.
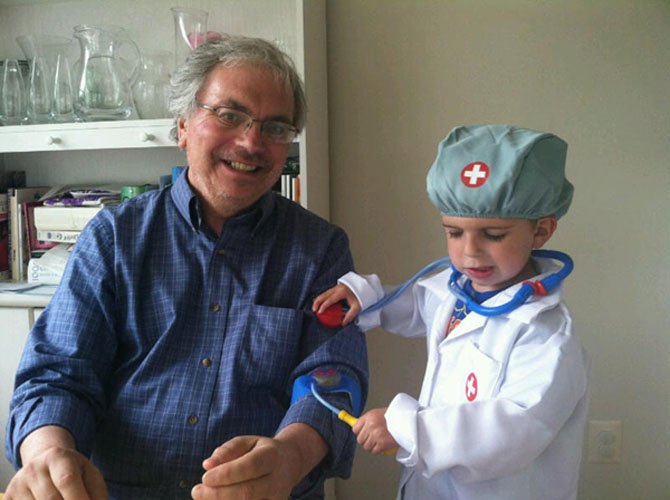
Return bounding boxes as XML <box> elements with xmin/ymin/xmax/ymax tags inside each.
<box><xmin>441</xmin><ymin>215</ymin><xmax>556</xmax><ymax>293</ymax></box>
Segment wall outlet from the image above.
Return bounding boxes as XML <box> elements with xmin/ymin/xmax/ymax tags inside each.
<box><xmin>587</xmin><ymin>420</ymin><xmax>622</xmax><ymax>463</ymax></box>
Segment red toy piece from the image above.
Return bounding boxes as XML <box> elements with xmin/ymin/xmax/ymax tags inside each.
<box><xmin>316</xmin><ymin>302</ymin><xmax>345</xmax><ymax>328</ymax></box>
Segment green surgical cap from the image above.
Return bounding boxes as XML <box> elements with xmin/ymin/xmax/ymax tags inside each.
<box><xmin>426</xmin><ymin>124</ymin><xmax>574</xmax><ymax>219</ymax></box>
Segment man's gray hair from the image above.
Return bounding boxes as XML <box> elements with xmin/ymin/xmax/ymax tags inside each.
<box><xmin>168</xmin><ymin>34</ymin><xmax>306</xmax><ymax>142</ymax></box>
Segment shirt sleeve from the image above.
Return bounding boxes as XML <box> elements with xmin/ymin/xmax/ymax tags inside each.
<box><xmin>6</xmin><ymin>213</ymin><xmax>117</xmax><ymax>467</ymax></box>
<box><xmin>338</xmin><ymin>271</ymin><xmax>429</xmax><ymax>338</ymax></box>
<box><xmin>276</xmin><ymin>227</ymin><xmax>369</xmax><ymax>492</ymax></box>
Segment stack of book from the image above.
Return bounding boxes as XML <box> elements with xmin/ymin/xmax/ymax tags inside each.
<box><xmin>33</xmin><ymin>185</ymin><xmax>122</xmax><ymax>239</ymax></box>
<box><xmin>27</xmin><ymin>185</ymin><xmax>123</xmax><ymax>284</ymax></box>
<box><xmin>2</xmin><ymin>184</ymin><xmax>121</xmax><ymax>284</ymax></box>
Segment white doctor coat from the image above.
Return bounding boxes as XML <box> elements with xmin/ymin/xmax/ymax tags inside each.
<box><xmin>339</xmin><ymin>257</ymin><xmax>589</xmax><ymax>500</ymax></box>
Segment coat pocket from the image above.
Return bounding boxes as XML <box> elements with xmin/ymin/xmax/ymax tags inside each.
<box><xmin>435</xmin><ymin>339</ymin><xmax>501</xmax><ymax>404</ymax></box>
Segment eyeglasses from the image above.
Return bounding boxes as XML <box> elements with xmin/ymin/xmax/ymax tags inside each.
<box><xmin>196</xmin><ymin>101</ymin><xmax>298</xmax><ymax>144</ymax></box>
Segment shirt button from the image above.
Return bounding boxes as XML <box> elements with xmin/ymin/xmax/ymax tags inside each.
<box><xmin>178</xmin><ymin>479</ymin><xmax>190</xmax><ymax>489</ymax></box>
<box><xmin>217</xmin><ymin>249</ymin><xmax>225</xmax><ymax>256</ymax></box>
<box><xmin>210</xmin><ymin>303</ymin><xmax>221</xmax><ymax>312</ymax></box>
<box><xmin>187</xmin><ymin>415</ymin><xmax>199</xmax><ymax>425</ymax></box>
<box><xmin>201</xmin><ymin>357</ymin><xmax>212</xmax><ymax>368</ymax></box>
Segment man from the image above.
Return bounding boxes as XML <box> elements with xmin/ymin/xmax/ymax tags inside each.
<box><xmin>5</xmin><ymin>36</ymin><xmax>368</xmax><ymax>499</ymax></box>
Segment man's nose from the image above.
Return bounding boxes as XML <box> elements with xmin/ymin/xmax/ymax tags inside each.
<box><xmin>236</xmin><ymin>119</ymin><xmax>265</xmax><ymax>151</ymax></box>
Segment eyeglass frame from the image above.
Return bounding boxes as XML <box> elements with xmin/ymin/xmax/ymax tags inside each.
<box><xmin>195</xmin><ymin>101</ymin><xmax>299</xmax><ymax>144</ymax></box>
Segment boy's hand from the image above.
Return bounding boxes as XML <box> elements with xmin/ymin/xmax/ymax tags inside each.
<box><xmin>312</xmin><ymin>284</ymin><xmax>361</xmax><ymax>326</ymax></box>
<box><xmin>352</xmin><ymin>407</ymin><xmax>399</xmax><ymax>455</ymax></box>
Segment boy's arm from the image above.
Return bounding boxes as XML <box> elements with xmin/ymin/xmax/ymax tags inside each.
<box><xmin>313</xmin><ymin>271</ymin><xmax>431</xmax><ymax>337</ymax></box>
<box><xmin>339</xmin><ymin>272</ymin><xmax>428</xmax><ymax>337</ymax></box>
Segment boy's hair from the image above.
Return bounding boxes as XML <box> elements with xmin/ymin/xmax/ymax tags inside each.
<box><xmin>426</xmin><ymin>124</ymin><xmax>574</xmax><ymax>219</ymax></box>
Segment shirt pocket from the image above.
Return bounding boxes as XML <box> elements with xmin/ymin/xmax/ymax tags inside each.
<box><xmin>239</xmin><ymin>304</ymin><xmax>305</xmax><ymax>389</ymax></box>
<box><xmin>434</xmin><ymin>339</ymin><xmax>501</xmax><ymax>404</ymax></box>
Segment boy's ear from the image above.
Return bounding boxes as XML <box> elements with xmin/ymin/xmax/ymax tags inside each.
<box><xmin>533</xmin><ymin>216</ymin><xmax>558</xmax><ymax>249</ymax></box>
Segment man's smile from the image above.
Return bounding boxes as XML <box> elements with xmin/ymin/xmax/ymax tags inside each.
<box><xmin>224</xmin><ymin>159</ymin><xmax>260</xmax><ymax>172</ymax></box>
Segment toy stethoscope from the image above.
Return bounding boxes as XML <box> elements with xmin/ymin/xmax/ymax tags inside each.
<box><xmin>316</xmin><ymin>249</ymin><xmax>573</xmax><ymax>327</ymax></box>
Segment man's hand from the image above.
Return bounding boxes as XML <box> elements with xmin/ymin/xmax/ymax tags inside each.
<box><xmin>191</xmin><ymin>424</ymin><xmax>327</xmax><ymax>500</ymax></box>
<box><xmin>5</xmin><ymin>426</ymin><xmax>107</xmax><ymax>500</ymax></box>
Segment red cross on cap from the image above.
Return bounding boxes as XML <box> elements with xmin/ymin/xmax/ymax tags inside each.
<box><xmin>465</xmin><ymin>372</ymin><xmax>478</xmax><ymax>401</ymax></box>
<box><xmin>460</xmin><ymin>162</ymin><xmax>490</xmax><ymax>188</ymax></box>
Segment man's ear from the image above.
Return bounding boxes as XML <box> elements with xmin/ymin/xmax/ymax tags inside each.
<box><xmin>177</xmin><ymin>117</ymin><xmax>188</xmax><ymax>149</ymax></box>
<box><xmin>533</xmin><ymin>216</ymin><xmax>558</xmax><ymax>249</ymax></box>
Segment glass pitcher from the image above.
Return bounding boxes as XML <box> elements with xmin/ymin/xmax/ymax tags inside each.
<box><xmin>73</xmin><ymin>25</ymin><xmax>140</xmax><ymax>121</ymax></box>
<box><xmin>132</xmin><ymin>50</ymin><xmax>172</xmax><ymax>119</ymax></box>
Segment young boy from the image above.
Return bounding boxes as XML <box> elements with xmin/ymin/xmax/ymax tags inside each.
<box><xmin>313</xmin><ymin>125</ymin><xmax>589</xmax><ymax>499</ymax></box>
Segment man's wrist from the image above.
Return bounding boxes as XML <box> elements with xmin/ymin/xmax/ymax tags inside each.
<box><xmin>20</xmin><ymin>425</ymin><xmax>76</xmax><ymax>464</ymax></box>
<box><xmin>275</xmin><ymin>423</ymin><xmax>328</xmax><ymax>486</ymax></box>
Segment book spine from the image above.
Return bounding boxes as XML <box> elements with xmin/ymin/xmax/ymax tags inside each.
<box><xmin>8</xmin><ymin>188</ymin><xmax>22</xmax><ymax>281</ymax></box>
<box><xmin>36</xmin><ymin>230</ymin><xmax>81</xmax><ymax>243</ymax></box>
<box><xmin>24</xmin><ymin>202</ymin><xmax>58</xmax><ymax>251</ymax></box>
<box><xmin>27</xmin><ymin>258</ymin><xmax>62</xmax><ymax>285</ymax></box>
<box><xmin>0</xmin><ymin>193</ymin><xmax>9</xmax><ymax>280</ymax></box>
<box><xmin>33</xmin><ymin>206</ymin><xmax>101</xmax><ymax>232</ymax></box>
<box><xmin>292</xmin><ymin>176</ymin><xmax>300</xmax><ymax>204</ymax></box>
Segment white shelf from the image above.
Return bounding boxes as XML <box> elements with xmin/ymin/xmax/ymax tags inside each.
<box><xmin>0</xmin><ymin>119</ymin><xmax>175</xmax><ymax>153</ymax></box>
<box><xmin>0</xmin><ymin>290</ymin><xmax>53</xmax><ymax>307</ymax></box>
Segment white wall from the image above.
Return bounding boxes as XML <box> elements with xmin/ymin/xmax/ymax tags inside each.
<box><xmin>326</xmin><ymin>1</ymin><xmax>670</xmax><ymax>499</ymax></box>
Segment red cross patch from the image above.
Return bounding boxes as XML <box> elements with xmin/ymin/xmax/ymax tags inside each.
<box><xmin>460</xmin><ymin>162</ymin><xmax>489</xmax><ymax>188</ymax></box>
<box><xmin>465</xmin><ymin>372</ymin><xmax>478</xmax><ymax>401</ymax></box>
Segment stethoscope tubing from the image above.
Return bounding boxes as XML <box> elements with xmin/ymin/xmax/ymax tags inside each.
<box><xmin>361</xmin><ymin>249</ymin><xmax>573</xmax><ymax>317</ymax></box>
<box><xmin>310</xmin><ymin>382</ymin><xmax>359</xmax><ymax>427</ymax></box>
<box><xmin>361</xmin><ymin>256</ymin><xmax>452</xmax><ymax>314</ymax></box>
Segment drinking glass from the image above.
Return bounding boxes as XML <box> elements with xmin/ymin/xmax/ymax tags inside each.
<box><xmin>51</xmin><ymin>46</ymin><xmax>75</xmax><ymax>122</ymax></box>
<box><xmin>27</xmin><ymin>54</ymin><xmax>52</xmax><ymax>123</ymax></box>
<box><xmin>171</xmin><ymin>6</ymin><xmax>208</xmax><ymax>71</ymax></box>
<box><xmin>0</xmin><ymin>59</ymin><xmax>27</xmax><ymax>125</ymax></box>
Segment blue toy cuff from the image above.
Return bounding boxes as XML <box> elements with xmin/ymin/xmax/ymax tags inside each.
<box><xmin>291</xmin><ymin>367</ymin><xmax>363</xmax><ymax>416</ymax></box>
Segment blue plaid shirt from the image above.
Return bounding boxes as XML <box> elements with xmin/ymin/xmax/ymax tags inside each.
<box><xmin>6</xmin><ymin>171</ymin><xmax>368</xmax><ymax>499</ymax></box>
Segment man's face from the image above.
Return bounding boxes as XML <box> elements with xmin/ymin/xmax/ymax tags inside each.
<box><xmin>178</xmin><ymin>63</ymin><xmax>294</xmax><ymax>225</ymax></box>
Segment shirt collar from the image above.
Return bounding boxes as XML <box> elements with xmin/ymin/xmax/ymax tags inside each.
<box><xmin>170</xmin><ymin>167</ymin><xmax>276</xmax><ymax>234</ymax></box>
